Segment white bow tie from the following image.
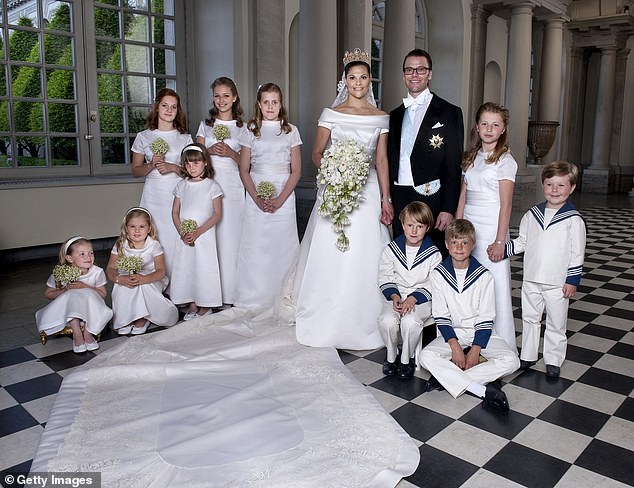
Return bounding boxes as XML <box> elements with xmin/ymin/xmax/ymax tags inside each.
<box><xmin>403</xmin><ymin>96</ymin><xmax>424</xmax><ymax>109</ymax></box>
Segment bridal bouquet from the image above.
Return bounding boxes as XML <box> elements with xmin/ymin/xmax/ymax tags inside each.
<box><xmin>53</xmin><ymin>264</ymin><xmax>81</xmax><ymax>288</ymax></box>
<box><xmin>256</xmin><ymin>180</ymin><xmax>277</xmax><ymax>200</ymax></box>
<box><xmin>117</xmin><ymin>256</ymin><xmax>144</xmax><ymax>275</ymax></box>
<box><xmin>149</xmin><ymin>137</ymin><xmax>170</xmax><ymax>155</ymax></box>
<box><xmin>317</xmin><ymin>139</ymin><xmax>370</xmax><ymax>252</ymax></box>
<box><xmin>213</xmin><ymin>124</ymin><xmax>231</xmax><ymax>142</ymax></box>
<box><xmin>179</xmin><ymin>219</ymin><xmax>198</xmax><ymax>246</ymax></box>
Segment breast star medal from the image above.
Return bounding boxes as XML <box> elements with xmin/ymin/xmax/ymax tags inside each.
<box><xmin>429</xmin><ymin>134</ymin><xmax>444</xmax><ymax>149</ymax></box>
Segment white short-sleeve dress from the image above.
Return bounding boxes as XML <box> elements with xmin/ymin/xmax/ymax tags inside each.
<box><xmin>462</xmin><ymin>150</ymin><xmax>518</xmax><ymax>351</ymax></box>
<box><xmin>233</xmin><ymin>121</ymin><xmax>301</xmax><ymax>310</ymax></box>
<box><xmin>35</xmin><ymin>265</ymin><xmax>112</xmax><ymax>336</ymax></box>
<box><xmin>196</xmin><ymin>120</ymin><xmax>246</xmax><ymax>304</ymax></box>
<box><xmin>110</xmin><ymin>236</ymin><xmax>179</xmax><ymax>329</ymax></box>
<box><xmin>131</xmin><ymin>129</ymin><xmax>193</xmax><ymax>278</ymax></box>
<box><xmin>170</xmin><ymin>178</ymin><xmax>224</xmax><ymax>307</ymax></box>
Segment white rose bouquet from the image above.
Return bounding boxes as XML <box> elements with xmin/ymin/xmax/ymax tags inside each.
<box><xmin>53</xmin><ymin>264</ymin><xmax>81</xmax><ymax>288</ymax></box>
<box><xmin>256</xmin><ymin>181</ymin><xmax>277</xmax><ymax>200</ymax></box>
<box><xmin>316</xmin><ymin>139</ymin><xmax>370</xmax><ymax>252</ymax></box>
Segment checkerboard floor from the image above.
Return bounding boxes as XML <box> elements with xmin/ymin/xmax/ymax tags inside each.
<box><xmin>1</xmin><ymin>206</ymin><xmax>633</xmax><ymax>488</ymax></box>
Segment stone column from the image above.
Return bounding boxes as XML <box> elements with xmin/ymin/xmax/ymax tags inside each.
<box><xmin>537</xmin><ymin>17</ymin><xmax>565</xmax><ymax>163</ymax></box>
<box><xmin>298</xmin><ymin>0</ymin><xmax>337</xmax><ymax>190</ymax></box>
<box><xmin>341</xmin><ymin>0</ymin><xmax>372</xmax><ymax>55</ymax></box>
<box><xmin>590</xmin><ymin>46</ymin><xmax>617</xmax><ymax>169</ymax></box>
<box><xmin>504</xmin><ymin>2</ymin><xmax>534</xmax><ymax>174</ymax></box>
<box><xmin>469</xmin><ymin>4</ymin><xmax>491</xmax><ymax>120</ymax></box>
<box><xmin>382</xmin><ymin>0</ymin><xmax>415</xmax><ymax>112</ymax></box>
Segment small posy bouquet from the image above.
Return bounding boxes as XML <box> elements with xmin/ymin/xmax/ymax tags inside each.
<box><xmin>213</xmin><ymin>124</ymin><xmax>231</xmax><ymax>142</ymax></box>
<box><xmin>149</xmin><ymin>137</ymin><xmax>170</xmax><ymax>156</ymax></box>
<box><xmin>179</xmin><ymin>219</ymin><xmax>198</xmax><ymax>246</ymax></box>
<box><xmin>117</xmin><ymin>256</ymin><xmax>144</xmax><ymax>275</ymax></box>
<box><xmin>317</xmin><ymin>139</ymin><xmax>370</xmax><ymax>252</ymax></box>
<box><xmin>256</xmin><ymin>180</ymin><xmax>277</xmax><ymax>200</ymax></box>
<box><xmin>53</xmin><ymin>264</ymin><xmax>81</xmax><ymax>288</ymax></box>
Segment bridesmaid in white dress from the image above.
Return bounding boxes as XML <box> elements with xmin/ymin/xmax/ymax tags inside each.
<box><xmin>196</xmin><ymin>77</ymin><xmax>246</xmax><ymax>306</ymax></box>
<box><xmin>106</xmin><ymin>208</ymin><xmax>179</xmax><ymax>335</ymax></box>
<box><xmin>294</xmin><ymin>49</ymin><xmax>394</xmax><ymax>350</ymax></box>
<box><xmin>456</xmin><ymin>102</ymin><xmax>518</xmax><ymax>352</ymax></box>
<box><xmin>36</xmin><ymin>237</ymin><xmax>112</xmax><ymax>353</ymax></box>
<box><xmin>233</xmin><ymin>83</ymin><xmax>302</xmax><ymax>310</ymax></box>
<box><xmin>131</xmin><ymin>89</ymin><xmax>193</xmax><ymax>280</ymax></box>
<box><xmin>170</xmin><ymin>143</ymin><xmax>224</xmax><ymax>318</ymax></box>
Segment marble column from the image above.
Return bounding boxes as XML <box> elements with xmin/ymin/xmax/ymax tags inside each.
<box><xmin>538</xmin><ymin>17</ymin><xmax>565</xmax><ymax>163</ymax></box>
<box><xmin>504</xmin><ymin>2</ymin><xmax>534</xmax><ymax>174</ymax></box>
<box><xmin>341</xmin><ymin>0</ymin><xmax>372</xmax><ymax>55</ymax></box>
<box><xmin>382</xmin><ymin>0</ymin><xmax>415</xmax><ymax>112</ymax></box>
<box><xmin>298</xmin><ymin>0</ymin><xmax>337</xmax><ymax>189</ymax></box>
<box><xmin>469</xmin><ymin>4</ymin><xmax>491</xmax><ymax>120</ymax></box>
<box><xmin>590</xmin><ymin>47</ymin><xmax>617</xmax><ymax>169</ymax></box>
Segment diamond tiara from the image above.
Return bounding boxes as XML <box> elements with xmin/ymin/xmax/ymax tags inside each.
<box><xmin>343</xmin><ymin>48</ymin><xmax>370</xmax><ymax>67</ymax></box>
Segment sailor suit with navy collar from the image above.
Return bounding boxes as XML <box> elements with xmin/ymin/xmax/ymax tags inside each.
<box><xmin>420</xmin><ymin>256</ymin><xmax>519</xmax><ymax>399</ymax></box>
<box><xmin>378</xmin><ymin>235</ymin><xmax>442</xmax><ymax>364</ymax></box>
<box><xmin>504</xmin><ymin>201</ymin><xmax>586</xmax><ymax>367</ymax></box>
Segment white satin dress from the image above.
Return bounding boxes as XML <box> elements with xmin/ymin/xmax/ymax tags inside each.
<box><xmin>295</xmin><ymin>108</ymin><xmax>390</xmax><ymax>350</ymax></box>
<box><xmin>462</xmin><ymin>150</ymin><xmax>518</xmax><ymax>352</ymax></box>
<box><xmin>132</xmin><ymin>129</ymin><xmax>193</xmax><ymax>279</ymax></box>
<box><xmin>233</xmin><ymin>121</ymin><xmax>302</xmax><ymax>310</ymax></box>
<box><xmin>197</xmin><ymin>120</ymin><xmax>246</xmax><ymax>304</ymax></box>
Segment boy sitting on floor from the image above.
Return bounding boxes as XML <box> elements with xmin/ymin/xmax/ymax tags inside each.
<box><xmin>420</xmin><ymin>219</ymin><xmax>519</xmax><ymax>410</ymax></box>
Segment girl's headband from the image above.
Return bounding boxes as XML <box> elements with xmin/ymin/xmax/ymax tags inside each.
<box><xmin>125</xmin><ymin>207</ymin><xmax>152</xmax><ymax>221</ymax></box>
<box><xmin>64</xmin><ymin>236</ymin><xmax>86</xmax><ymax>254</ymax></box>
<box><xmin>182</xmin><ymin>145</ymin><xmax>204</xmax><ymax>154</ymax></box>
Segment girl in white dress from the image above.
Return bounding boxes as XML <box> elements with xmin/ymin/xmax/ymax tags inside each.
<box><xmin>233</xmin><ymin>83</ymin><xmax>302</xmax><ymax>309</ymax></box>
<box><xmin>106</xmin><ymin>207</ymin><xmax>178</xmax><ymax>335</ymax></box>
<box><xmin>456</xmin><ymin>102</ymin><xmax>518</xmax><ymax>352</ymax></box>
<box><xmin>294</xmin><ymin>49</ymin><xmax>394</xmax><ymax>350</ymax></box>
<box><xmin>131</xmin><ymin>88</ymin><xmax>193</xmax><ymax>280</ymax></box>
<box><xmin>196</xmin><ymin>77</ymin><xmax>246</xmax><ymax>306</ymax></box>
<box><xmin>36</xmin><ymin>237</ymin><xmax>112</xmax><ymax>353</ymax></box>
<box><xmin>170</xmin><ymin>143</ymin><xmax>224</xmax><ymax>319</ymax></box>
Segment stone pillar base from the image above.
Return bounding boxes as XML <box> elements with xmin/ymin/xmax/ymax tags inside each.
<box><xmin>513</xmin><ymin>172</ymin><xmax>540</xmax><ymax>213</ymax></box>
<box><xmin>582</xmin><ymin>168</ymin><xmax>611</xmax><ymax>193</ymax></box>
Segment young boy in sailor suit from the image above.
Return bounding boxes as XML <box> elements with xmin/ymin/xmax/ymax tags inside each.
<box><xmin>420</xmin><ymin>219</ymin><xmax>519</xmax><ymax>410</ymax></box>
<box><xmin>378</xmin><ymin>202</ymin><xmax>442</xmax><ymax>379</ymax></box>
<box><xmin>493</xmin><ymin>161</ymin><xmax>586</xmax><ymax>379</ymax></box>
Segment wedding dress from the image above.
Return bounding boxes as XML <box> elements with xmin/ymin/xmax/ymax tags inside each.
<box><xmin>30</xmin><ymin>308</ymin><xmax>419</xmax><ymax>487</ymax></box>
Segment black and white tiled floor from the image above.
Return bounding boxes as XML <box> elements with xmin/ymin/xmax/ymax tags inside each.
<box><xmin>1</xmin><ymin>206</ymin><xmax>633</xmax><ymax>487</ymax></box>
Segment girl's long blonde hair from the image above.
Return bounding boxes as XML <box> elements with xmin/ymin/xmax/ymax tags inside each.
<box><xmin>462</xmin><ymin>102</ymin><xmax>510</xmax><ymax>172</ymax></box>
<box><xmin>116</xmin><ymin>207</ymin><xmax>157</xmax><ymax>257</ymax></box>
<box><xmin>58</xmin><ymin>237</ymin><xmax>91</xmax><ymax>265</ymax></box>
<box><xmin>247</xmin><ymin>83</ymin><xmax>291</xmax><ymax>137</ymax></box>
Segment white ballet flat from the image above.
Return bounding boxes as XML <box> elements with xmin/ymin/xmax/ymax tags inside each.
<box><xmin>117</xmin><ymin>325</ymin><xmax>133</xmax><ymax>335</ymax></box>
<box><xmin>73</xmin><ymin>342</ymin><xmax>87</xmax><ymax>354</ymax></box>
<box><xmin>85</xmin><ymin>340</ymin><xmax>100</xmax><ymax>351</ymax></box>
<box><xmin>183</xmin><ymin>311</ymin><xmax>198</xmax><ymax>321</ymax></box>
<box><xmin>131</xmin><ymin>320</ymin><xmax>150</xmax><ymax>335</ymax></box>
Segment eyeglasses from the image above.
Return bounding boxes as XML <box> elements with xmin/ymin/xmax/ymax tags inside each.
<box><xmin>403</xmin><ymin>66</ymin><xmax>430</xmax><ymax>75</ymax></box>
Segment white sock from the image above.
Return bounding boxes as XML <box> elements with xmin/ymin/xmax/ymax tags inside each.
<box><xmin>466</xmin><ymin>382</ymin><xmax>486</xmax><ymax>398</ymax></box>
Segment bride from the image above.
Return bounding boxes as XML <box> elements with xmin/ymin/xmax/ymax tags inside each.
<box><xmin>294</xmin><ymin>48</ymin><xmax>394</xmax><ymax>350</ymax></box>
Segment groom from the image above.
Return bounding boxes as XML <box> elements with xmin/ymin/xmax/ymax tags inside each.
<box><xmin>388</xmin><ymin>49</ymin><xmax>464</xmax><ymax>256</ymax></box>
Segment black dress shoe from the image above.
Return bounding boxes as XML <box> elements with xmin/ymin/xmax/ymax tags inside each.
<box><xmin>520</xmin><ymin>359</ymin><xmax>536</xmax><ymax>370</ymax></box>
<box><xmin>424</xmin><ymin>375</ymin><xmax>445</xmax><ymax>392</ymax></box>
<box><xmin>546</xmin><ymin>365</ymin><xmax>560</xmax><ymax>378</ymax></box>
<box><xmin>397</xmin><ymin>360</ymin><xmax>415</xmax><ymax>379</ymax></box>
<box><xmin>382</xmin><ymin>360</ymin><xmax>398</xmax><ymax>376</ymax></box>
<box><xmin>483</xmin><ymin>383</ymin><xmax>510</xmax><ymax>411</ymax></box>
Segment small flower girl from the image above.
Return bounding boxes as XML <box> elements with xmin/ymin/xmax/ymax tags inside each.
<box><xmin>170</xmin><ymin>143</ymin><xmax>224</xmax><ymax>319</ymax></box>
<box><xmin>35</xmin><ymin>237</ymin><xmax>112</xmax><ymax>353</ymax></box>
<box><xmin>106</xmin><ymin>207</ymin><xmax>178</xmax><ymax>334</ymax></box>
